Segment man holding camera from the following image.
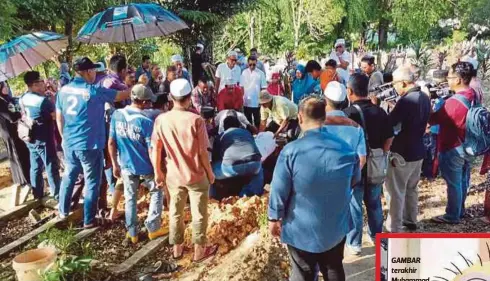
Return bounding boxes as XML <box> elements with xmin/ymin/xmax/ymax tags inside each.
<box><xmin>429</xmin><ymin>62</ymin><xmax>477</xmax><ymax>224</ymax></box>
<box><xmin>384</xmin><ymin>66</ymin><xmax>431</xmax><ymax>232</ymax></box>
<box><xmin>360</xmin><ymin>55</ymin><xmax>384</xmax><ymax>96</ymax></box>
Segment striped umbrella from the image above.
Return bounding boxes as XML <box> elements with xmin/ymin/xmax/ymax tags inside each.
<box><xmin>77</xmin><ymin>3</ymin><xmax>188</xmax><ymax>44</ymax></box>
<box><xmin>0</xmin><ymin>31</ymin><xmax>68</xmax><ymax>82</ymax></box>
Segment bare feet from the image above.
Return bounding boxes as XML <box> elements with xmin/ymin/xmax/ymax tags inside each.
<box><xmin>193</xmin><ymin>244</ymin><xmax>219</xmax><ymax>263</ymax></box>
<box><xmin>173</xmin><ymin>244</ymin><xmax>184</xmax><ymax>259</ymax></box>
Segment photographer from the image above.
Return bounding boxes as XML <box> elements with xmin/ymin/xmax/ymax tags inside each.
<box><xmin>430</xmin><ymin>62</ymin><xmax>477</xmax><ymax>224</ymax></box>
<box><xmin>360</xmin><ymin>55</ymin><xmax>384</xmax><ymax>96</ymax></box>
<box><xmin>384</xmin><ymin>66</ymin><xmax>431</xmax><ymax>232</ymax></box>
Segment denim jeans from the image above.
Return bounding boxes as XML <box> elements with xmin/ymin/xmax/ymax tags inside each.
<box><xmin>439</xmin><ymin>146</ymin><xmax>472</xmax><ymax>223</ymax></box>
<box><xmin>122</xmin><ymin>172</ymin><xmax>162</xmax><ymax>237</ymax></box>
<box><xmin>421</xmin><ymin>133</ymin><xmax>437</xmax><ymax>179</ymax></box>
<box><xmin>212</xmin><ymin>161</ymin><xmax>264</xmax><ymax>197</ymax></box>
<box><xmin>346</xmin><ymin>182</ymin><xmax>383</xmax><ymax>252</ymax></box>
<box><xmin>104</xmin><ymin>167</ymin><xmax>116</xmax><ymax>194</ymax></box>
<box><xmin>26</xmin><ymin>141</ymin><xmax>61</xmax><ymax>199</ymax></box>
<box><xmin>59</xmin><ymin>149</ymin><xmax>103</xmax><ymax>226</ymax></box>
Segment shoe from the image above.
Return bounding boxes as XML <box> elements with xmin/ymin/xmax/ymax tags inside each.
<box><xmin>126</xmin><ymin>232</ymin><xmax>139</xmax><ymax>244</ymax></box>
<box><xmin>346</xmin><ymin>245</ymin><xmax>361</xmax><ymax>256</ymax></box>
<box><xmin>402</xmin><ymin>223</ymin><xmax>417</xmax><ymax>231</ymax></box>
<box><xmin>148</xmin><ymin>226</ymin><xmax>169</xmax><ymax>240</ymax></box>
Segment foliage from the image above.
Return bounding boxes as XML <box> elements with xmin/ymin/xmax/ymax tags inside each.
<box><xmin>476</xmin><ymin>40</ymin><xmax>490</xmax><ymax>81</ymax></box>
<box><xmin>411</xmin><ymin>42</ymin><xmax>433</xmax><ymax>79</ymax></box>
<box><xmin>38</xmin><ymin>227</ymin><xmax>78</xmax><ymax>254</ymax></box>
<box><xmin>0</xmin><ymin>0</ymin><xmax>18</xmax><ymax>41</ymax></box>
<box><xmin>40</xmin><ymin>256</ymin><xmax>92</xmax><ymax>281</ymax></box>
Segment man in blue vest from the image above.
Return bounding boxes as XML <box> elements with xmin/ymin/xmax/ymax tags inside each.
<box><xmin>21</xmin><ymin>71</ymin><xmax>61</xmax><ymax>200</ymax></box>
<box><xmin>56</xmin><ymin>57</ymin><xmax>130</xmax><ymax>228</ymax></box>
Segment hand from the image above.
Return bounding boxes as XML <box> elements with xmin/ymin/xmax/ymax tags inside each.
<box><xmin>208</xmin><ymin>173</ymin><xmax>215</xmax><ymax>185</ymax></box>
<box><xmin>113</xmin><ymin>164</ymin><xmax>121</xmax><ymax>179</ymax></box>
<box><xmin>387</xmin><ymin>100</ymin><xmax>396</xmax><ymax>109</ymax></box>
<box><xmin>269</xmin><ymin>221</ymin><xmax>282</xmax><ymax>238</ymax></box>
<box><xmin>155</xmin><ymin>171</ymin><xmax>165</xmax><ymax>187</ymax></box>
<box><xmin>104</xmin><ymin>157</ymin><xmax>112</xmax><ymax>170</ymax></box>
<box><xmin>369</xmin><ymin>94</ymin><xmax>378</xmax><ymax>105</ymax></box>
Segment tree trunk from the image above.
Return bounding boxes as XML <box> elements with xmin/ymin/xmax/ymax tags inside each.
<box><xmin>64</xmin><ymin>19</ymin><xmax>74</xmax><ymax>66</ymax></box>
<box><xmin>249</xmin><ymin>14</ymin><xmax>255</xmax><ymax>49</ymax></box>
<box><xmin>378</xmin><ymin>17</ymin><xmax>389</xmax><ymax>50</ymax></box>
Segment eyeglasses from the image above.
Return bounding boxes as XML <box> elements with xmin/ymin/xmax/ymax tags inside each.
<box><xmin>249</xmin><ymin>64</ymin><xmax>256</xmax><ymax>67</ymax></box>
<box><xmin>229</xmin><ymin>58</ymin><xmax>237</xmax><ymax>62</ymax></box>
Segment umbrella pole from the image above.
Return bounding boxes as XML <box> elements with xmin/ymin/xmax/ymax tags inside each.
<box><xmin>19</xmin><ymin>53</ymin><xmax>33</xmax><ymax>70</ymax></box>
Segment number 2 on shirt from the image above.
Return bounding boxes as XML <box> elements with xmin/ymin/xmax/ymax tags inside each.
<box><xmin>66</xmin><ymin>95</ymin><xmax>78</xmax><ymax>115</ymax></box>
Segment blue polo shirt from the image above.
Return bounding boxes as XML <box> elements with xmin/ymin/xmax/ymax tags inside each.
<box><xmin>20</xmin><ymin>91</ymin><xmax>55</xmax><ymax>143</ymax></box>
<box><xmin>56</xmin><ymin>77</ymin><xmax>117</xmax><ymax>150</ymax></box>
<box><xmin>268</xmin><ymin>127</ymin><xmax>360</xmax><ymax>253</ymax></box>
<box><xmin>110</xmin><ymin>106</ymin><xmax>154</xmax><ymax>175</ymax></box>
<box><xmin>324</xmin><ymin>110</ymin><xmax>366</xmax><ymax>158</ymax></box>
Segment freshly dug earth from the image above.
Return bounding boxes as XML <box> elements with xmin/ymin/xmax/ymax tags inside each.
<box><xmin>0</xmin><ymin>165</ymin><xmax>12</xmax><ymax>190</ymax></box>
<box><xmin>0</xmin><ymin>207</ymin><xmax>55</xmax><ymax>248</ymax></box>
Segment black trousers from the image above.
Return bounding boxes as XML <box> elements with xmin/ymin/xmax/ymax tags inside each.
<box><xmin>243</xmin><ymin>106</ymin><xmax>261</xmax><ymax>128</ymax></box>
<box><xmin>288</xmin><ymin>237</ymin><xmax>346</xmax><ymax>281</ymax></box>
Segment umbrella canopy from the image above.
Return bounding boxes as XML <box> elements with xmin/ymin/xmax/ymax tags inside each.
<box><xmin>77</xmin><ymin>3</ymin><xmax>188</xmax><ymax>44</ymax></box>
<box><xmin>0</xmin><ymin>31</ymin><xmax>68</xmax><ymax>82</ymax></box>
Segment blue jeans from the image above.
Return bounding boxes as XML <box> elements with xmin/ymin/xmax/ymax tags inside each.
<box><xmin>59</xmin><ymin>149</ymin><xmax>103</xmax><ymax>226</ymax></box>
<box><xmin>439</xmin><ymin>147</ymin><xmax>472</xmax><ymax>223</ymax></box>
<box><xmin>26</xmin><ymin>141</ymin><xmax>61</xmax><ymax>199</ymax></box>
<box><xmin>346</xmin><ymin>182</ymin><xmax>383</xmax><ymax>252</ymax></box>
<box><xmin>212</xmin><ymin>161</ymin><xmax>264</xmax><ymax>197</ymax></box>
<box><xmin>122</xmin><ymin>172</ymin><xmax>162</xmax><ymax>237</ymax></box>
<box><xmin>105</xmin><ymin>167</ymin><xmax>116</xmax><ymax>194</ymax></box>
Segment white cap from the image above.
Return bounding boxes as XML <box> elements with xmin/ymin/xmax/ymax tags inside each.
<box><xmin>334</xmin><ymin>39</ymin><xmax>346</xmax><ymax>48</ymax></box>
<box><xmin>196</xmin><ymin>43</ymin><xmax>204</xmax><ymax>50</ymax></box>
<box><xmin>171</xmin><ymin>54</ymin><xmax>183</xmax><ymax>63</ymax></box>
<box><xmin>170</xmin><ymin>79</ymin><xmax>192</xmax><ymax>97</ymax></box>
<box><xmin>227</xmin><ymin>51</ymin><xmax>238</xmax><ymax>58</ymax></box>
<box><xmin>461</xmin><ymin>55</ymin><xmax>479</xmax><ymax>70</ymax></box>
<box><xmin>233</xmin><ymin>48</ymin><xmax>241</xmax><ymax>53</ymax></box>
<box><xmin>95</xmin><ymin>62</ymin><xmax>106</xmax><ymax>72</ymax></box>
<box><xmin>324</xmin><ymin>81</ymin><xmax>347</xmax><ymax>102</ymax></box>
<box><xmin>225</xmin><ymin>77</ymin><xmax>236</xmax><ymax>86</ymax></box>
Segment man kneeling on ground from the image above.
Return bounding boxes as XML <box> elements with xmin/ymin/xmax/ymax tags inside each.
<box><xmin>211</xmin><ymin>115</ymin><xmax>264</xmax><ymax>199</ymax></box>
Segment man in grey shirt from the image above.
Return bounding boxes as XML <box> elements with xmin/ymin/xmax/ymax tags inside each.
<box><xmin>361</xmin><ymin>55</ymin><xmax>384</xmax><ymax>95</ymax></box>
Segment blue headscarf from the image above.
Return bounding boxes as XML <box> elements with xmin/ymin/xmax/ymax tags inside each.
<box><xmin>291</xmin><ymin>65</ymin><xmax>319</xmax><ymax>104</ymax></box>
<box><xmin>59</xmin><ymin>63</ymin><xmax>71</xmax><ymax>87</ymax></box>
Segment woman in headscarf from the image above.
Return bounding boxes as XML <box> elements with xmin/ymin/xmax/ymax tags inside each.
<box><xmin>59</xmin><ymin>63</ymin><xmax>71</xmax><ymax>87</ymax></box>
<box><xmin>0</xmin><ymin>82</ymin><xmax>30</xmax><ymax>187</ymax></box>
<box><xmin>291</xmin><ymin>64</ymin><xmax>318</xmax><ymax>104</ymax></box>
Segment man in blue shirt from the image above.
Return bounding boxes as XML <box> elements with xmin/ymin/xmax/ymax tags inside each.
<box><xmin>56</xmin><ymin>57</ymin><xmax>130</xmax><ymax>228</ymax></box>
<box><xmin>135</xmin><ymin>55</ymin><xmax>151</xmax><ymax>81</ymax></box>
<box><xmin>21</xmin><ymin>71</ymin><xmax>61</xmax><ymax>200</ymax></box>
<box><xmin>324</xmin><ymin>81</ymin><xmax>367</xmax><ymax>168</ymax></box>
<box><xmin>268</xmin><ymin>95</ymin><xmax>360</xmax><ymax>281</ymax></box>
<box><xmin>108</xmin><ymin>84</ymin><xmax>166</xmax><ymax>243</ymax></box>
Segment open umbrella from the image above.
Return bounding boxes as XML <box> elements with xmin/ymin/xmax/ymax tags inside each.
<box><xmin>0</xmin><ymin>31</ymin><xmax>68</xmax><ymax>82</ymax></box>
<box><xmin>77</xmin><ymin>3</ymin><xmax>188</xmax><ymax>44</ymax></box>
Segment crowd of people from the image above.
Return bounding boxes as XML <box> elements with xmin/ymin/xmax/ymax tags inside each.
<box><xmin>0</xmin><ymin>38</ymin><xmax>487</xmax><ymax>280</ymax></box>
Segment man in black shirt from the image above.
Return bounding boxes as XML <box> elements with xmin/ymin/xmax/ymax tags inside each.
<box><xmin>385</xmin><ymin>66</ymin><xmax>430</xmax><ymax>232</ymax></box>
<box><xmin>343</xmin><ymin>73</ymin><xmax>394</xmax><ymax>255</ymax></box>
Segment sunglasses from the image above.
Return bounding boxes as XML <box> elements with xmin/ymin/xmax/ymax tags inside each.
<box><xmin>249</xmin><ymin>63</ymin><xmax>256</xmax><ymax>67</ymax></box>
<box><xmin>229</xmin><ymin>58</ymin><xmax>237</xmax><ymax>62</ymax></box>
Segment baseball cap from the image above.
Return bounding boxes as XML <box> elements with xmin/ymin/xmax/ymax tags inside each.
<box><xmin>335</xmin><ymin>39</ymin><xmax>346</xmax><ymax>48</ymax></box>
<box><xmin>259</xmin><ymin>90</ymin><xmax>273</xmax><ymax>104</ymax></box>
<box><xmin>95</xmin><ymin>61</ymin><xmax>106</xmax><ymax>72</ymax></box>
<box><xmin>324</xmin><ymin>81</ymin><xmax>347</xmax><ymax>102</ymax></box>
<box><xmin>131</xmin><ymin>84</ymin><xmax>156</xmax><ymax>102</ymax></box>
<box><xmin>171</xmin><ymin>54</ymin><xmax>183</xmax><ymax>63</ymax></box>
<box><xmin>73</xmin><ymin>57</ymin><xmax>100</xmax><ymax>71</ymax></box>
<box><xmin>170</xmin><ymin>79</ymin><xmax>192</xmax><ymax>98</ymax></box>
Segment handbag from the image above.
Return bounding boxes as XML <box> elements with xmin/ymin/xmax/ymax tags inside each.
<box><xmin>17</xmin><ymin>97</ymin><xmax>35</xmax><ymax>143</ymax></box>
<box><xmin>353</xmin><ymin>104</ymin><xmax>388</xmax><ymax>185</ymax></box>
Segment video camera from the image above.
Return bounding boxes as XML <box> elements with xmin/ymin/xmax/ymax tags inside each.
<box><xmin>372</xmin><ymin>83</ymin><xmax>398</xmax><ymax>102</ymax></box>
<box><xmin>425</xmin><ymin>82</ymin><xmax>454</xmax><ymax>100</ymax></box>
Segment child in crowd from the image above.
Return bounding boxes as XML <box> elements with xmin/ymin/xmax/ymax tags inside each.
<box><xmin>267</xmin><ymin>73</ymin><xmax>284</xmax><ymax>96</ymax></box>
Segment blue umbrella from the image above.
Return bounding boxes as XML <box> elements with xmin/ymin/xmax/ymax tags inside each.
<box><xmin>77</xmin><ymin>3</ymin><xmax>188</xmax><ymax>44</ymax></box>
<box><xmin>0</xmin><ymin>31</ymin><xmax>68</xmax><ymax>82</ymax></box>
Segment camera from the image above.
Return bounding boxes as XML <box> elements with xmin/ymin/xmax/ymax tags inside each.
<box><xmin>373</xmin><ymin>83</ymin><xmax>398</xmax><ymax>102</ymax></box>
<box><xmin>426</xmin><ymin>82</ymin><xmax>454</xmax><ymax>100</ymax></box>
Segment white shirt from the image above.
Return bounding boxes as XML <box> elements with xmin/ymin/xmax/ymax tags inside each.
<box><xmin>239</xmin><ymin>68</ymin><xmax>267</xmax><ymax>108</ymax></box>
<box><xmin>215</xmin><ymin>63</ymin><xmax>242</xmax><ymax>92</ymax></box>
<box><xmin>329</xmin><ymin>50</ymin><xmax>352</xmax><ymax>83</ymax></box>
<box><xmin>215</xmin><ymin>110</ymin><xmax>251</xmax><ymax>134</ymax></box>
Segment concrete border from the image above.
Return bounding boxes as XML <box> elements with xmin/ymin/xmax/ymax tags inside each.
<box><xmin>0</xmin><ymin>200</ymin><xmax>41</xmax><ymax>222</ymax></box>
<box><xmin>0</xmin><ymin>208</ymin><xmax>83</xmax><ymax>258</ymax></box>
<box><xmin>108</xmin><ymin>235</ymin><xmax>169</xmax><ymax>275</ymax></box>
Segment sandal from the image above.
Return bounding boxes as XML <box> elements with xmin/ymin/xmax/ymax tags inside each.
<box><xmin>431</xmin><ymin>215</ymin><xmax>459</xmax><ymax>224</ymax></box>
<box><xmin>193</xmin><ymin>244</ymin><xmax>219</xmax><ymax>263</ymax></box>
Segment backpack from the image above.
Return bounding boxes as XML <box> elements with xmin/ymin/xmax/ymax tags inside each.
<box><xmin>453</xmin><ymin>94</ymin><xmax>490</xmax><ymax>156</ymax></box>
<box><xmin>353</xmin><ymin>105</ymin><xmax>388</xmax><ymax>185</ymax></box>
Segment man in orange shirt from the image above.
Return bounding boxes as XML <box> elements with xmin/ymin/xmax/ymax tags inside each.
<box><xmin>320</xmin><ymin>59</ymin><xmax>340</xmax><ymax>91</ymax></box>
<box><xmin>217</xmin><ymin>78</ymin><xmax>243</xmax><ymax>112</ymax></box>
<box><xmin>151</xmin><ymin>78</ymin><xmax>218</xmax><ymax>263</ymax></box>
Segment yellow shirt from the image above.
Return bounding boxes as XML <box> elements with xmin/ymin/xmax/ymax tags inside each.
<box><xmin>261</xmin><ymin>96</ymin><xmax>298</xmax><ymax>123</ymax></box>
